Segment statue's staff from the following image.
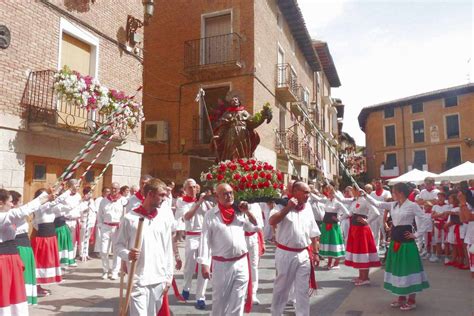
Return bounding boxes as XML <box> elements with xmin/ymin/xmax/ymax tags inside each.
<box><xmin>195</xmin><ymin>89</ymin><xmax>221</xmax><ymax>161</ymax></box>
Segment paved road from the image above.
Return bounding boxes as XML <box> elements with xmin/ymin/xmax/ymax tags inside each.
<box><xmin>30</xmin><ymin>243</ymin><xmax>472</xmax><ymax>315</ymax></box>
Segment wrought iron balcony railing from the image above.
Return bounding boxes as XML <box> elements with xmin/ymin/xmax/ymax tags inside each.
<box><xmin>275</xmin><ymin>63</ymin><xmax>299</xmax><ymax>103</ymax></box>
<box><xmin>184</xmin><ymin>33</ymin><xmax>242</xmax><ymax>72</ymax></box>
<box><xmin>21</xmin><ymin>70</ymin><xmax>127</xmax><ymax>138</ymax></box>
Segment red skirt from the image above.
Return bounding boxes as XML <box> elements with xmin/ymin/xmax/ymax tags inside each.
<box><xmin>0</xmin><ymin>254</ymin><xmax>28</xmax><ymax>314</ymax></box>
<box><xmin>32</xmin><ymin>236</ymin><xmax>62</xmax><ymax>284</ymax></box>
<box><xmin>345</xmin><ymin>224</ymin><xmax>381</xmax><ymax>269</ymax></box>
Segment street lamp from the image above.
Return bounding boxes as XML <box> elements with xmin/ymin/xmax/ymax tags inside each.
<box><xmin>143</xmin><ymin>0</ymin><xmax>154</xmax><ymax>19</ymax></box>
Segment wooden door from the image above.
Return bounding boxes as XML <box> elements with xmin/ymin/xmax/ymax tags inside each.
<box><xmin>203</xmin><ymin>14</ymin><xmax>231</xmax><ymax>64</ymax></box>
<box><xmin>23</xmin><ymin>155</ymin><xmax>109</xmax><ymax>202</ymax></box>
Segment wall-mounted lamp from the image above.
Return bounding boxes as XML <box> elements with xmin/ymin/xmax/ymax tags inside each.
<box><xmin>464</xmin><ymin>137</ymin><xmax>474</xmax><ymax>147</ymax></box>
<box><xmin>143</xmin><ymin>0</ymin><xmax>154</xmax><ymax>23</ymax></box>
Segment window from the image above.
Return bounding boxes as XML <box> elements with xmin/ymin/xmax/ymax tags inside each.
<box><xmin>412</xmin><ymin>120</ymin><xmax>425</xmax><ymax>143</ymax></box>
<box><xmin>446</xmin><ymin>147</ymin><xmax>461</xmax><ymax>169</ymax></box>
<box><xmin>444</xmin><ymin>96</ymin><xmax>458</xmax><ymax>107</ymax></box>
<box><xmin>385</xmin><ymin>153</ymin><xmax>397</xmax><ymax>169</ymax></box>
<box><xmin>445</xmin><ymin>114</ymin><xmax>460</xmax><ymax>139</ymax></box>
<box><xmin>34</xmin><ymin>164</ymin><xmax>46</xmax><ymax>181</ymax></box>
<box><xmin>411</xmin><ymin>102</ymin><xmax>423</xmax><ymax>113</ymax></box>
<box><xmin>276</xmin><ymin>11</ymin><xmax>283</xmax><ymax>30</ymax></box>
<box><xmin>413</xmin><ymin>150</ymin><xmax>426</xmax><ymax>170</ymax></box>
<box><xmin>384</xmin><ymin>107</ymin><xmax>394</xmax><ymax>118</ymax></box>
<box><xmin>385</xmin><ymin>125</ymin><xmax>396</xmax><ymax>147</ymax></box>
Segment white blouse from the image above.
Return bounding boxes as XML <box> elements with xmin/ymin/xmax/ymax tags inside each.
<box><xmin>350</xmin><ymin>197</ymin><xmax>380</xmax><ymax>224</ymax></box>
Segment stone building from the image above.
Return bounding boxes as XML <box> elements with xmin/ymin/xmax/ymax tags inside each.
<box><xmin>0</xmin><ymin>0</ymin><xmax>144</xmax><ymax>199</ymax></box>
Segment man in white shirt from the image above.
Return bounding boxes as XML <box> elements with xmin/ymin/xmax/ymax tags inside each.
<box><xmin>198</xmin><ymin>183</ymin><xmax>258</xmax><ymax>316</ymax></box>
<box><xmin>269</xmin><ymin>181</ymin><xmax>320</xmax><ymax>316</ymax></box>
<box><xmin>415</xmin><ymin>177</ymin><xmax>440</xmax><ymax>257</ymax></box>
<box><xmin>116</xmin><ymin>178</ymin><xmax>175</xmax><ymax>316</ymax></box>
<box><xmin>369</xmin><ymin>179</ymin><xmax>392</xmax><ymax>251</ymax></box>
<box><xmin>97</xmin><ymin>182</ymin><xmax>127</xmax><ymax>280</ymax></box>
<box><xmin>126</xmin><ymin>175</ymin><xmax>153</xmax><ymax>213</ymax></box>
<box><xmin>93</xmin><ymin>187</ymin><xmax>110</xmax><ymax>255</ymax></box>
<box><xmin>179</xmin><ymin>179</ymin><xmax>210</xmax><ymax>309</ymax></box>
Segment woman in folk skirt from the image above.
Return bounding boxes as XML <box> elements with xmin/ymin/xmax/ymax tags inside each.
<box><xmin>366</xmin><ymin>183</ymin><xmax>430</xmax><ymax>311</ymax></box>
<box><xmin>315</xmin><ymin>185</ymin><xmax>350</xmax><ymax>269</ymax></box>
<box><xmin>0</xmin><ymin>189</ymin><xmax>51</xmax><ymax>315</ymax></box>
<box><xmin>32</xmin><ymin>189</ymin><xmax>73</xmax><ymax>294</ymax></box>
<box><xmin>55</xmin><ymin>180</ymin><xmax>82</xmax><ymax>268</ymax></box>
<box><xmin>345</xmin><ymin>186</ymin><xmax>381</xmax><ymax>286</ymax></box>
<box><xmin>10</xmin><ymin>191</ymin><xmax>38</xmax><ymax>305</ymax></box>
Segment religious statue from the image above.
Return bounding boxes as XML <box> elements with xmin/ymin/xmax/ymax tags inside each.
<box><xmin>211</xmin><ymin>93</ymin><xmax>272</xmax><ymax>161</ymax></box>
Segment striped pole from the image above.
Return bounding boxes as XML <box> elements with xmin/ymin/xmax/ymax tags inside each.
<box><xmin>90</xmin><ymin>138</ymin><xmax>127</xmax><ymax>191</ymax></box>
<box><xmin>78</xmin><ymin>130</ymin><xmax>116</xmax><ymax>185</ymax></box>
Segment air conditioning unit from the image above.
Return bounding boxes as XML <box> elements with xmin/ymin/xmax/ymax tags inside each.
<box><xmin>144</xmin><ymin>121</ymin><xmax>169</xmax><ymax>143</ymax></box>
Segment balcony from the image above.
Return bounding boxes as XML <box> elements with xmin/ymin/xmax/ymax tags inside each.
<box><xmin>380</xmin><ymin>165</ymin><xmax>400</xmax><ymax>179</ymax></box>
<box><xmin>21</xmin><ymin>70</ymin><xmax>127</xmax><ymax>139</ymax></box>
<box><xmin>276</xmin><ymin>63</ymin><xmax>299</xmax><ymax>103</ymax></box>
<box><xmin>275</xmin><ymin>130</ymin><xmax>301</xmax><ymax>160</ymax></box>
<box><xmin>184</xmin><ymin>33</ymin><xmax>242</xmax><ymax>74</ymax></box>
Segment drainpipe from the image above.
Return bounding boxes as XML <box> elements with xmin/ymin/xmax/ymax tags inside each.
<box><xmin>401</xmin><ymin>105</ymin><xmax>407</xmax><ymax>173</ymax></box>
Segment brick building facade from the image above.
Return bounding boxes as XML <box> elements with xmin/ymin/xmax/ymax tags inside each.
<box><xmin>142</xmin><ymin>0</ymin><xmax>342</xmax><ymax>185</ymax></box>
<box><xmin>358</xmin><ymin>84</ymin><xmax>474</xmax><ymax>181</ymax></box>
<box><xmin>0</xmin><ymin>0</ymin><xmax>144</xmax><ymax>200</ymax></box>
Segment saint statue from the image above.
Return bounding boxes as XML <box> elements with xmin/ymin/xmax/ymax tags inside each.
<box><xmin>212</xmin><ymin>93</ymin><xmax>272</xmax><ymax>161</ymax></box>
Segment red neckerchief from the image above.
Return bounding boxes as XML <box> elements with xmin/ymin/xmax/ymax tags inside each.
<box><xmin>135</xmin><ymin>191</ymin><xmax>145</xmax><ymax>202</ymax></box>
<box><xmin>107</xmin><ymin>193</ymin><xmax>122</xmax><ymax>202</ymax></box>
<box><xmin>227</xmin><ymin>106</ymin><xmax>244</xmax><ymax>112</ymax></box>
<box><xmin>133</xmin><ymin>205</ymin><xmax>157</xmax><ymax>220</ymax></box>
<box><xmin>182</xmin><ymin>195</ymin><xmax>197</xmax><ymax>203</ymax></box>
<box><xmin>438</xmin><ymin>201</ymin><xmax>446</xmax><ymax>206</ymax></box>
<box><xmin>295</xmin><ymin>204</ymin><xmax>305</xmax><ymax>212</ymax></box>
<box><xmin>323</xmin><ymin>192</ymin><xmax>329</xmax><ymax>198</ymax></box>
<box><xmin>408</xmin><ymin>191</ymin><xmax>416</xmax><ymax>202</ymax></box>
<box><xmin>469</xmin><ymin>187</ymin><xmax>474</xmax><ymax>191</ymax></box>
<box><xmin>375</xmin><ymin>188</ymin><xmax>383</xmax><ymax>196</ymax></box>
<box><xmin>286</xmin><ymin>194</ymin><xmax>293</xmax><ymax>199</ymax></box>
<box><xmin>218</xmin><ymin>203</ymin><xmax>235</xmax><ymax>225</ymax></box>
<box><xmin>356</xmin><ymin>203</ymin><xmax>360</xmax><ymax>208</ymax></box>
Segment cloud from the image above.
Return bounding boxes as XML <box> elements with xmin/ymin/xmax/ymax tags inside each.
<box><xmin>298</xmin><ymin>0</ymin><xmax>349</xmax><ymax>34</ymax></box>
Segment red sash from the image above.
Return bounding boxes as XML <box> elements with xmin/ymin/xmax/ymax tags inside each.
<box><xmin>435</xmin><ymin>220</ymin><xmax>447</xmax><ymax>239</ymax></box>
<box><xmin>212</xmin><ymin>253</ymin><xmax>252</xmax><ymax>313</ymax></box>
<box><xmin>245</xmin><ymin>231</ymin><xmax>265</xmax><ymax>256</ymax></box>
<box><xmin>276</xmin><ymin>243</ymin><xmax>317</xmax><ymax>290</ymax></box>
<box><xmin>185</xmin><ymin>231</ymin><xmax>201</xmax><ymax>236</ymax></box>
<box><xmin>454</xmin><ymin>224</ymin><xmax>463</xmax><ymax>252</ymax></box>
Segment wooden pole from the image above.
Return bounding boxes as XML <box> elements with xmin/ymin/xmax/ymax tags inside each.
<box><xmin>120</xmin><ymin>217</ymin><xmax>145</xmax><ymax>316</ymax></box>
<box><xmin>195</xmin><ymin>89</ymin><xmax>221</xmax><ymax>161</ymax></box>
<box><xmin>119</xmin><ymin>262</ymin><xmax>125</xmax><ymax>312</ymax></box>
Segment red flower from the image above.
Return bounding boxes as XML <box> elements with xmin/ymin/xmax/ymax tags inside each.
<box><xmin>277</xmin><ymin>172</ymin><xmax>283</xmax><ymax>181</ymax></box>
<box><xmin>258</xmin><ymin>182</ymin><xmax>264</xmax><ymax>189</ymax></box>
<box><xmin>253</xmin><ymin>172</ymin><xmax>259</xmax><ymax>180</ymax></box>
<box><xmin>238</xmin><ymin>159</ymin><xmax>245</xmax><ymax>165</ymax></box>
<box><xmin>265</xmin><ymin>173</ymin><xmax>272</xmax><ymax>180</ymax></box>
<box><xmin>259</xmin><ymin>171</ymin><xmax>266</xmax><ymax>178</ymax></box>
<box><xmin>246</xmin><ymin>182</ymin><xmax>252</xmax><ymax>188</ymax></box>
<box><xmin>246</xmin><ymin>174</ymin><xmax>252</xmax><ymax>181</ymax></box>
<box><xmin>219</xmin><ymin>164</ymin><xmax>227</xmax><ymax>173</ymax></box>
<box><xmin>233</xmin><ymin>174</ymin><xmax>241</xmax><ymax>180</ymax></box>
<box><xmin>206</xmin><ymin>173</ymin><xmax>213</xmax><ymax>180</ymax></box>
<box><xmin>239</xmin><ymin>183</ymin><xmax>245</xmax><ymax>190</ymax></box>
<box><xmin>249</xmin><ymin>159</ymin><xmax>256</xmax><ymax>164</ymax></box>
<box><xmin>229</xmin><ymin>164</ymin><xmax>237</xmax><ymax>171</ymax></box>
<box><xmin>252</xmin><ymin>184</ymin><xmax>258</xmax><ymax>190</ymax></box>
<box><xmin>257</xmin><ymin>165</ymin><xmax>262</xmax><ymax>171</ymax></box>
<box><xmin>251</xmin><ymin>165</ymin><xmax>257</xmax><ymax>171</ymax></box>
<box><xmin>267</xmin><ymin>165</ymin><xmax>274</xmax><ymax>170</ymax></box>
<box><xmin>279</xmin><ymin>184</ymin><xmax>284</xmax><ymax>190</ymax></box>
<box><xmin>273</xmin><ymin>183</ymin><xmax>279</xmax><ymax>189</ymax></box>
<box><xmin>244</xmin><ymin>165</ymin><xmax>250</xmax><ymax>171</ymax></box>
<box><xmin>264</xmin><ymin>181</ymin><xmax>270</xmax><ymax>188</ymax></box>
<box><xmin>217</xmin><ymin>174</ymin><xmax>224</xmax><ymax>181</ymax></box>
<box><xmin>240</xmin><ymin>177</ymin><xmax>247</xmax><ymax>183</ymax></box>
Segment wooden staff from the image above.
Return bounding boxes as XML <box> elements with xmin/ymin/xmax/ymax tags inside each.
<box><xmin>119</xmin><ymin>261</ymin><xmax>126</xmax><ymax>313</ymax></box>
<box><xmin>120</xmin><ymin>217</ymin><xmax>145</xmax><ymax>316</ymax></box>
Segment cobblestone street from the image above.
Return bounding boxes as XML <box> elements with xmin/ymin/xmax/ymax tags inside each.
<box><xmin>30</xmin><ymin>242</ymin><xmax>472</xmax><ymax>315</ymax></box>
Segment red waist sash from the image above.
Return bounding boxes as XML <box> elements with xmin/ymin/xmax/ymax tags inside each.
<box><xmin>185</xmin><ymin>231</ymin><xmax>201</xmax><ymax>236</ymax></box>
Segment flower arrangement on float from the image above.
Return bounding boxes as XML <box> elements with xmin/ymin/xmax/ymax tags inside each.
<box><xmin>201</xmin><ymin>158</ymin><xmax>284</xmax><ymax>202</ymax></box>
<box><xmin>53</xmin><ymin>66</ymin><xmax>144</xmax><ymax>129</ymax></box>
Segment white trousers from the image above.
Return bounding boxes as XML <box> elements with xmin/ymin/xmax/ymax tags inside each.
<box><xmin>341</xmin><ymin>218</ymin><xmax>350</xmax><ymax>245</ymax></box>
<box><xmin>263</xmin><ymin>209</ymin><xmax>273</xmax><ymax>241</ymax></box>
<box><xmin>370</xmin><ymin>219</ymin><xmax>382</xmax><ymax>250</ymax></box>
<box><xmin>79</xmin><ymin>223</ymin><xmax>93</xmax><ymax>257</ymax></box>
<box><xmin>211</xmin><ymin>256</ymin><xmax>249</xmax><ymax>316</ymax></box>
<box><xmin>183</xmin><ymin>235</ymin><xmax>208</xmax><ymax>300</ymax></box>
<box><xmin>99</xmin><ymin>225</ymin><xmax>121</xmax><ymax>274</ymax></box>
<box><xmin>245</xmin><ymin>234</ymin><xmax>260</xmax><ymax>298</ymax></box>
<box><xmin>130</xmin><ymin>282</ymin><xmax>165</xmax><ymax>316</ymax></box>
<box><xmin>272</xmin><ymin>248</ymin><xmax>311</xmax><ymax>316</ymax></box>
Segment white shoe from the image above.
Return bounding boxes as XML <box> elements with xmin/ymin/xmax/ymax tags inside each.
<box><xmin>110</xmin><ymin>273</ymin><xmax>119</xmax><ymax>280</ymax></box>
<box><xmin>253</xmin><ymin>297</ymin><xmax>260</xmax><ymax>305</ymax></box>
<box><xmin>429</xmin><ymin>255</ymin><xmax>439</xmax><ymax>263</ymax></box>
<box><xmin>444</xmin><ymin>257</ymin><xmax>450</xmax><ymax>264</ymax></box>
<box><xmin>101</xmin><ymin>273</ymin><xmax>108</xmax><ymax>280</ymax></box>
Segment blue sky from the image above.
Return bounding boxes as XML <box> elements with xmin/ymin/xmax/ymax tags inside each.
<box><xmin>298</xmin><ymin>0</ymin><xmax>473</xmax><ymax>145</ymax></box>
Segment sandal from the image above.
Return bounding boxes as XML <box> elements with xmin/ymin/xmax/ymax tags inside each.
<box><xmin>354</xmin><ymin>280</ymin><xmax>370</xmax><ymax>286</ymax></box>
<box><xmin>400</xmin><ymin>302</ymin><xmax>416</xmax><ymax>311</ymax></box>
<box><xmin>350</xmin><ymin>278</ymin><xmax>361</xmax><ymax>283</ymax></box>
<box><xmin>390</xmin><ymin>300</ymin><xmax>406</xmax><ymax>308</ymax></box>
